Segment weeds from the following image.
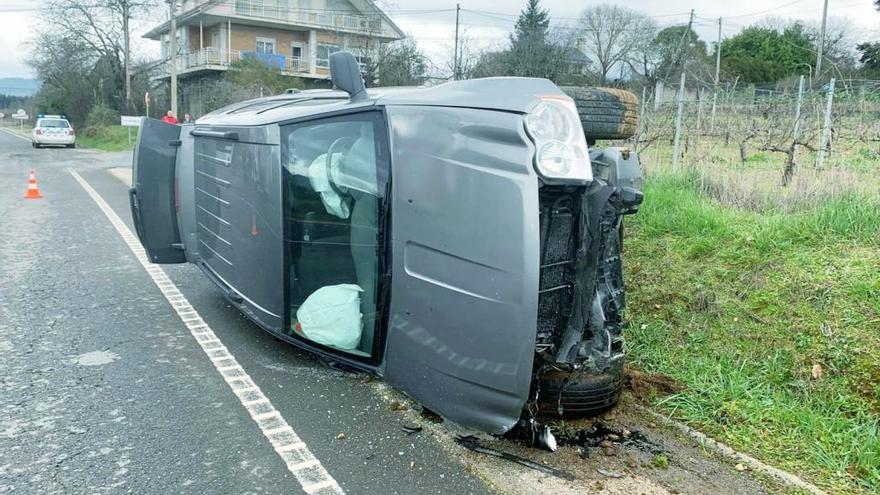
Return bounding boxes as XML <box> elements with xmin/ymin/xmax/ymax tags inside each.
<box><xmin>624</xmin><ymin>162</ymin><xmax>880</xmax><ymax>494</ymax></box>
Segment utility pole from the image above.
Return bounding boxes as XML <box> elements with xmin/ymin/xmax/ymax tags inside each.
<box><xmin>664</xmin><ymin>9</ymin><xmax>695</xmax><ymax>82</ymax></box>
<box><xmin>123</xmin><ymin>0</ymin><xmax>132</xmax><ymax>109</ymax></box>
<box><xmin>816</xmin><ymin>0</ymin><xmax>829</xmax><ymax>78</ymax></box>
<box><xmin>453</xmin><ymin>3</ymin><xmax>460</xmax><ymax>80</ymax></box>
<box><xmin>710</xmin><ymin>16</ymin><xmax>721</xmax><ymax>132</ymax></box>
<box><xmin>169</xmin><ymin>0</ymin><xmax>178</xmax><ymax>117</ymax></box>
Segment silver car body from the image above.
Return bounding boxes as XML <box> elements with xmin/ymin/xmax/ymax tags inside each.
<box><xmin>130</xmin><ymin>77</ymin><xmax>642</xmax><ymax>434</ymax></box>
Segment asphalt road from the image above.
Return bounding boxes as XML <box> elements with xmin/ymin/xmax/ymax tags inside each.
<box><xmin>0</xmin><ymin>129</ymin><xmax>493</xmax><ymax>495</ymax></box>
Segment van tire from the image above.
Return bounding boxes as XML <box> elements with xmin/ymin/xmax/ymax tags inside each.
<box><xmin>559</xmin><ymin>87</ymin><xmax>639</xmax><ymax>141</ymax></box>
<box><xmin>537</xmin><ymin>359</ymin><xmax>624</xmax><ymax>417</ymax></box>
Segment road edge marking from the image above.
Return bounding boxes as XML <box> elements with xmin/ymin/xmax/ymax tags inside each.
<box><xmin>68</xmin><ymin>168</ymin><xmax>345</xmax><ymax>495</ymax></box>
<box><xmin>0</xmin><ymin>126</ymin><xmax>32</xmax><ymax>142</ymax></box>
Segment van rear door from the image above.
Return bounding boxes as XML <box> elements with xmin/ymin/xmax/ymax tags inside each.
<box><xmin>130</xmin><ymin>118</ymin><xmax>186</xmax><ymax>264</ymax></box>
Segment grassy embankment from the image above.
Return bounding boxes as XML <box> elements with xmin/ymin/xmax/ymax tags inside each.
<box><xmin>75</xmin><ymin>125</ymin><xmax>136</xmax><ymax>151</ymax></box>
<box><xmin>622</xmin><ymin>142</ymin><xmax>879</xmax><ymax>494</ymax></box>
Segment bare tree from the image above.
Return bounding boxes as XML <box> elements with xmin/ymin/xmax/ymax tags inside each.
<box><xmin>364</xmin><ymin>37</ymin><xmax>428</xmax><ymax>87</ymax></box>
<box><xmin>33</xmin><ymin>0</ymin><xmax>154</xmax><ymax>114</ymax></box>
<box><xmin>578</xmin><ymin>4</ymin><xmax>656</xmax><ymax>84</ymax></box>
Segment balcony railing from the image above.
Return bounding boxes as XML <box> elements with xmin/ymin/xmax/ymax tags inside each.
<box><xmin>233</xmin><ymin>0</ymin><xmax>383</xmax><ymax>34</ymax></box>
<box><xmin>156</xmin><ymin>48</ymin><xmax>312</xmax><ymax>77</ymax></box>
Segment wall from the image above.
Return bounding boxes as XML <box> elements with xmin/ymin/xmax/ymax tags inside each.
<box><xmin>229</xmin><ymin>25</ymin><xmax>310</xmax><ymax>57</ymax></box>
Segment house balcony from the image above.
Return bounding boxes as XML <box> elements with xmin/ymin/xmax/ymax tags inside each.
<box><xmin>152</xmin><ymin>48</ymin><xmax>318</xmax><ymax>80</ymax></box>
<box><xmin>232</xmin><ymin>0</ymin><xmax>383</xmax><ymax>35</ymax></box>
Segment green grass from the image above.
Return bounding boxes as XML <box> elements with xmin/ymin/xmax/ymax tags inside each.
<box><xmin>624</xmin><ymin>171</ymin><xmax>880</xmax><ymax>494</ymax></box>
<box><xmin>76</xmin><ymin>125</ymin><xmax>137</xmax><ymax>151</ymax></box>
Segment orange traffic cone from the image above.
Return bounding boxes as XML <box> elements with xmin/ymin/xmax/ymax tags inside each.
<box><xmin>24</xmin><ymin>170</ymin><xmax>43</xmax><ymax>199</ymax></box>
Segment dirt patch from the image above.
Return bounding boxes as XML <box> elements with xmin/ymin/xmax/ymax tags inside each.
<box><xmin>624</xmin><ymin>368</ymin><xmax>684</xmax><ymax>401</ymax></box>
<box><xmin>371</xmin><ymin>381</ymin><xmax>800</xmax><ymax>495</ymax></box>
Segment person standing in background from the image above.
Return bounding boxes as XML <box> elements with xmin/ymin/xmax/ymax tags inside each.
<box><xmin>161</xmin><ymin>110</ymin><xmax>179</xmax><ymax>124</ymax></box>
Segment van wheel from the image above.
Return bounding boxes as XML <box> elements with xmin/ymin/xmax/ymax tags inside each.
<box><xmin>32</xmin><ymin>142</ymin><xmax>39</xmax><ymax>148</ymax></box>
<box><xmin>537</xmin><ymin>359</ymin><xmax>624</xmax><ymax>417</ymax></box>
<box><xmin>559</xmin><ymin>87</ymin><xmax>639</xmax><ymax>141</ymax></box>
<box><xmin>67</xmin><ymin>143</ymin><xmax>75</xmax><ymax>149</ymax></box>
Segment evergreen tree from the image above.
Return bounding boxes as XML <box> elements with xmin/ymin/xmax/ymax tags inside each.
<box><xmin>511</xmin><ymin>0</ymin><xmax>549</xmax><ymax>47</ymax></box>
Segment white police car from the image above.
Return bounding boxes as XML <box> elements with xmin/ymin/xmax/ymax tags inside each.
<box><xmin>32</xmin><ymin>115</ymin><xmax>75</xmax><ymax>148</ymax></box>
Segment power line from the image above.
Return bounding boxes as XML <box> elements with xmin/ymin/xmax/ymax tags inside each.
<box><xmin>462</xmin><ymin>7</ymin><xmax>693</xmax><ymax>21</ymax></box>
<box><xmin>712</xmin><ymin>0</ymin><xmax>806</xmax><ymax>20</ymax></box>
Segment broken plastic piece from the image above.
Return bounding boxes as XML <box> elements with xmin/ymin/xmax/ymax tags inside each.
<box><xmin>455</xmin><ymin>436</ymin><xmax>574</xmax><ymax>481</ymax></box>
<box><xmin>538</xmin><ymin>425</ymin><xmax>557</xmax><ymax>452</ymax></box>
<box><xmin>402</xmin><ymin>425</ymin><xmax>423</xmax><ymax>435</ymax></box>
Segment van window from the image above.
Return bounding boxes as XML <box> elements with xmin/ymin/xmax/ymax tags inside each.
<box><xmin>282</xmin><ymin>112</ymin><xmax>389</xmax><ymax>358</ymax></box>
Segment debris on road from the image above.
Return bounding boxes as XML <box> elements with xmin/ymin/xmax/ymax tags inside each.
<box><xmin>454</xmin><ymin>435</ymin><xmax>575</xmax><ymax>481</ymax></box>
<box><xmin>403</xmin><ymin>425</ymin><xmax>423</xmax><ymax>435</ymax></box>
<box><xmin>388</xmin><ymin>399</ymin><xmax>408</xmax><ymax>412</ymax></box>
<box><xmin>597</xmin><ymin>468</ymin><xmax>624</xmax><ymax>478</ymax></box>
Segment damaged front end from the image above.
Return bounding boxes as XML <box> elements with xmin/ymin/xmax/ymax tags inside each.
<box><xmin>532</xmin><ymin>147</ymin><xmax>643</xmax><ymax>418</ymax></box>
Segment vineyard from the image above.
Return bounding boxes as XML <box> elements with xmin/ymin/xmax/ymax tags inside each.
<box><xmin>618</xmin><ymin>79</ymin><xmax>880</xmax><ymax>493</ymax></box>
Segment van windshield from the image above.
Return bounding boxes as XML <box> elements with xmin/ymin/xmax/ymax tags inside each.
<box><xmin>281</xmin><ymin>111</ymin><xmax>389</xmax><ymax>359</ymax></box>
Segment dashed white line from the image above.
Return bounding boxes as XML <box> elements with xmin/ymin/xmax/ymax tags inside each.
<box><xmin>69</xmin><ymin>169</ymin><xmax>345</xmax><ymax>495</ymax></box>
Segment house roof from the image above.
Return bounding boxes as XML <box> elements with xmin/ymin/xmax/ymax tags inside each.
<box><xmin>560</xmin><ymin>46</ymin><xmax>590</xmax><ymax>64</ymax></box>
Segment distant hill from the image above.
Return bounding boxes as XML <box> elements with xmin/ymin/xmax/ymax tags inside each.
<box><xmin>0</xmin><ymin>78</ymin><xmax>40</xmax><ymax>97</ymax></box>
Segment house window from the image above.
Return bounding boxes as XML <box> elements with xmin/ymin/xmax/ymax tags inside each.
<box><xmin>316</xmin><ymin>43</ymin><xmax>342</xmax><ymax>68</ymax></box>
<box><xmin>256</xmin><ymin>37</ymin><xmax>276</xmax><ymax>54</ymax></box>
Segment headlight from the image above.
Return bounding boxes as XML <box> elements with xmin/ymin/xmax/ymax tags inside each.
<box><xmin>525</xmin><ymin>97</ymin><xmax>591</xmax><ymax>183</ymax></box>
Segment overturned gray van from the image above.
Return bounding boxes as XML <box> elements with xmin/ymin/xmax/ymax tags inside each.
<box><xmin>130</xmin><ymin>52</ymin><xmax>643</xmax><ymax>434</ymax></box>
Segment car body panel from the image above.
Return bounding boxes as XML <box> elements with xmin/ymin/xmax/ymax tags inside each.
<box><xmin>382</xmin><ymin>105</ymin><xmax>540</xmax><ymax>434</ymax></box>
<box><xmin>176</xmin><ymin>124</ymin><xmax>198</xmax><ymax>261</ymax></box>
<box><xmin>130</xmin><ymin>119</ymin><xmax>186</xmax><ymax>264</ymax></box>
<box><xmin>189</xmin><ymin>125</ymin><xmax>285</xmax><ymax>331</ymax></box>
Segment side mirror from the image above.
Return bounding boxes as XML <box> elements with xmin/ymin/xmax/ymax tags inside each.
<box><xmin>329</xmin><ymin>51</ymin><xmax>367</xmax><ymax>101</ymax></box>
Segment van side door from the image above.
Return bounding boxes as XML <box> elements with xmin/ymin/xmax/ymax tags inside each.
<box><xmin>130</xmin><ymin>118</ymin><xmax>186</xmax><ymax>264</ymax></box>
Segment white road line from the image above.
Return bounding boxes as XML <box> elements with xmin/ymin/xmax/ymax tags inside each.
<box><xmin>0</xmin><ymin>127</ymin><xmax>32</xmax><ymax>142</ymax></box>
<box><xmin>69</xmin><ymin>169</ymin><xmax>345</xmax><ymax>495</ymax></box>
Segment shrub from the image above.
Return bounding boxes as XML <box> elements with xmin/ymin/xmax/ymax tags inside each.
<box><xmin>86</xmin><ymin>104</ymin><xmax>119</xmax><ymax>127</ymax></box>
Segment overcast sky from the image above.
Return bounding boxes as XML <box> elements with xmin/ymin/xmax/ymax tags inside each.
<box><xmin>1</xmin><ymin>0</ymin><xmax>878</xmax><ymax>78</ymax></box>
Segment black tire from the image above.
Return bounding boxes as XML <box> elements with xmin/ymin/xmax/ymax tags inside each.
<box><xmin>537</xmin><ymin>359</ymin><xmax>624</xmax><ymax>417</ymax></box>
<box><xmin>560</xmin><ymin>87</ymin><xmax>640</xmax><ymax>141</ymax></box>
<box><xmin>67</xmin><ymin>143</ymin><xmax>75</xmax><ymax>149</ymax></box>
<box><xmin>32</xmin><ymin>142</ymin><xmax>39</xmax><ymax>148</ymax></box>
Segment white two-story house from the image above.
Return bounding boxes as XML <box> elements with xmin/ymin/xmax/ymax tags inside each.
<box><xmin>144</xmin><ymin>0</ymin><xmax>405</xmax><ymax>85</ymax></box>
